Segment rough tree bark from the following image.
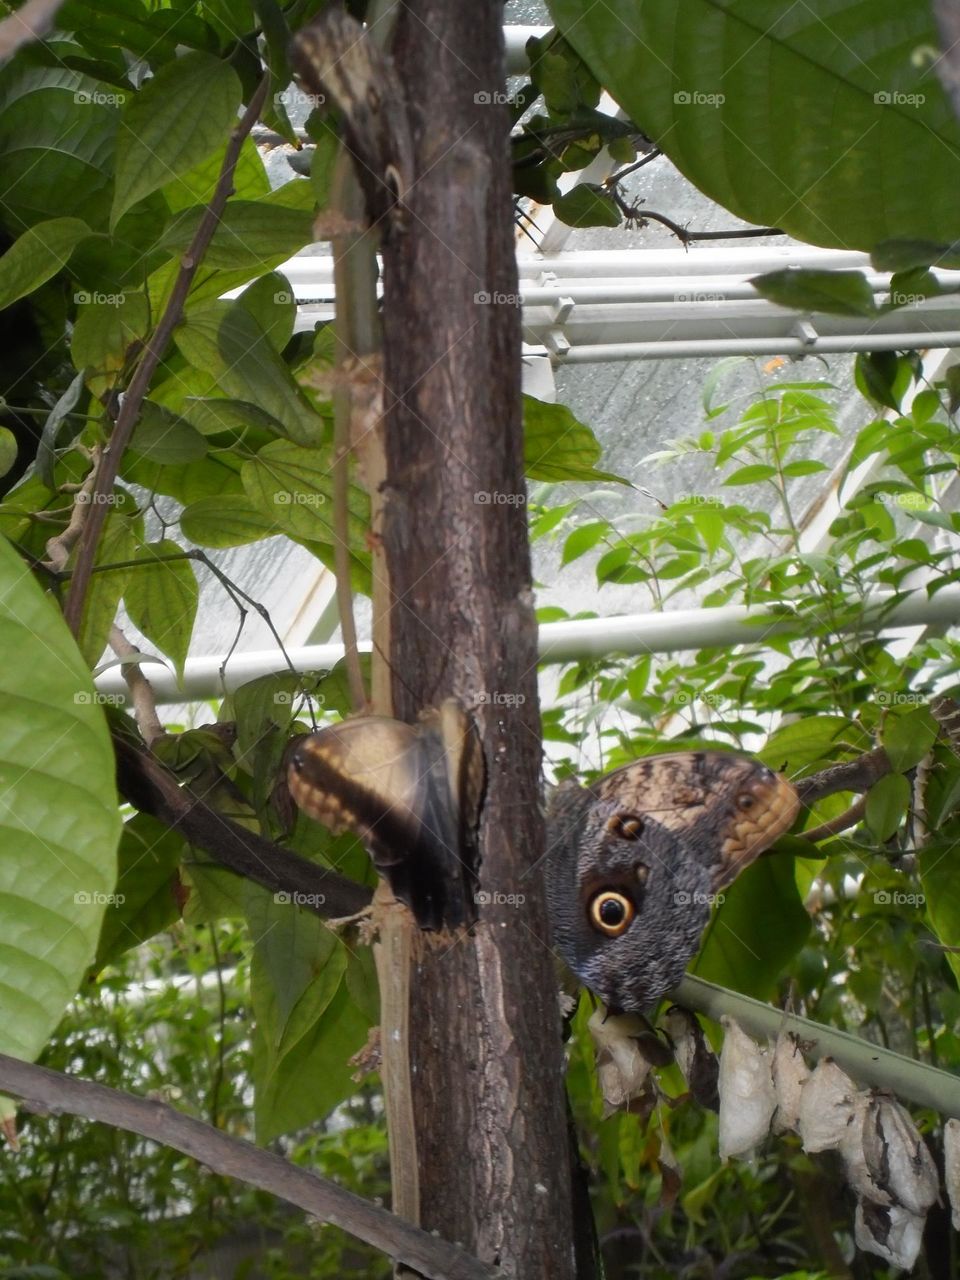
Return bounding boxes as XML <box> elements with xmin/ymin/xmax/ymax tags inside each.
<box><xmin>380</xmin><ymin>5</ymin><xmax>578</xmax><ymax>1276</ymax></box>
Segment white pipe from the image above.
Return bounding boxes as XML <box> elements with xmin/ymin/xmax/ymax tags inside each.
<box><xmin>556</xmin><ymin>333</ymin><xmax>960</xmax><ymax>362</ymax></box>
<box><xmin>95</xmin><ymin>589</ymin><xmax>960</xmax><ymax>705</ymax></box>
<box><xmin>504</xmin><ymin>26</ymin><xmax>550</xmax><ymax>74</ymax></box>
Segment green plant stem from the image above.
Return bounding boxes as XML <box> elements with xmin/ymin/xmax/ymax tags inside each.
<box><xmin>672</xmin><ymin>974</ymin><xmax>960</xmax><ymax>1117</ymax></box>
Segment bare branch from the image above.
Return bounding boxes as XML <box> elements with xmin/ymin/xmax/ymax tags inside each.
<box><xmin>112</xmin><ymin>730</ymin><xmax>371</xmax><ymax>919</ymax></box>
<box><xmin>109</xmin><ymin>626</ymin><xmax>165</xmax><ymax>747</ymax></box>
<box><xmin>43</xmin><ymin>446</ymin><xmax>100</xmax><ymax>572</ymax></box>
<box><xmin>794</xmin><ymin>747</ymin><xmax>891</xmax><ymax>807</ymax></box>
<box><xmin>0</xmin><ymin>1053</ymin><xmax>497</xmax><ymax>1280</ymax></box>
<box><xmin>605</xmin><ymin>188</ymin><xmax>783</xmax><ymax>244</ymax></box>
<box><xmin>62</xmin><ymin>73</ymin><xmax>272</xmax><ymax>635</ymax></box>
<box><xmin>801</xmin><ymin>795</ymin><xmax>867</xmax><ymax>843</ymax></box>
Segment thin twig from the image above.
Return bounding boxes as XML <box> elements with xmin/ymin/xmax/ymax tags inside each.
<box><xmin>109</xmin><ymin>626</ymin><xmax>166</xmax><ymax>747</ymax></box>
<box><xmin>603</xmin><ymin>148</ymin><xmax>662</xmax><ymax>184</ymax></box>
<box><xmin>606</xmin><ymin>188</ymin><xmax>783</xmax><ymax>245</ymax></box>
<box><xmin>62</xmin><ymin>73</ymin><xmax>271</xmax><ymax>636</ymax></box>
<box><xmin>0</xmin><ymin>1053</ymin><xmax>497</xmax><ymax>1280</ymax></box>
<box><xmin>802</xmin><ymin>795</ymin><xmax>867</xmax><ymax>843</ymax></box>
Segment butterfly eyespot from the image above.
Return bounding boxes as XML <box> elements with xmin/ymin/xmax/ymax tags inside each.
<box><xmin>736</xmin><ymin>792</ymin><xmax>756</xmax><ymax>810</ymax></box>
<box><xmin>605</xmin><ymin>813</ymin><xmax>644</xmax><ymax>841</ymax></box>
<box><xmin>588</xmin><ymin>890</ymin><xmax>635</xmax><ymax>937</ymax></box>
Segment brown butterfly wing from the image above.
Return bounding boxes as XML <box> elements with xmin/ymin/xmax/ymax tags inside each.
<box><xmin>545</xmin><ymin>751</ymin><xmax>800</xmax><ymax>1013</ymax></box>
<box><xmin>288</xmin><ymin>705</ymin><xmax>483</xmax><ymax>929</ymax></box>
<box><xmin>592</xmin><ymin>751</ymin><xmax>799</xmax><ymax>886</ymax></box>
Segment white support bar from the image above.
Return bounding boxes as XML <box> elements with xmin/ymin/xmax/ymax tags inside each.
<box><xmin>260</xmin><ymin>249</ymin><xmax>960</xmax><ymax>360</ymax></box>
<box><xmin>95</xmin><ymin>589</ymin><xmax>960</xmax><ymax>705</ymax></box>
<box><xmin>504</xmin><ymin>26</ymin><xmax>550</xmax><ymax>74</ymax></box>
<box><xmin>556</xmin><ymin>332</ymin><xmax>960</xmax><ymax>362</ymax></box>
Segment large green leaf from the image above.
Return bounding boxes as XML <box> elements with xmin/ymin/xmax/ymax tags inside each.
<box><xmin>174</xmin><ymin>303</ymin><xmax>323</xmax><ymax>445</ymax></box>
<box><xmin>0</xmin><ymin>63</ymin><xmax>119</xmax><ymax>229</ymax></box>
<box><xmin>523</xmin><ymin>395</ymin><xmax>626</xmax><ymax>483</ymax></box>
<box><xmin>157</xmin><ymin>200</ymin><xmax>313</xmax><ymax>272</ymax></box>
<box><xmin>241</xmin><ymin>439</ymin><xmax>369</xmax><ymax>548</ymax></box>
<box><xmin>691</xmin><ymin>856</ymin><xmax>810</xmax><ymax>998</ymax></box>
<box><xmin>122</xmin><ymin>539</ymin><xmax>199</xmax><ymax>679</ymax></box>
<box><xmin>919</xmin><ymin>837</ymin><xmax>960</xmax><ymax>987</ymax></box>
<box><xmin>547</xmin><ymin>0</ymin><xmax>960</xmax><ymax>249</ymax></box>
<box><xmin>179</xmin><ymin>494</ymin><xmax>279</xmax><ymax>547</ymax></box>
<box><xmin>0</xmin><ymin>534</ymin><xmax>121</xmax><ymax>1075</ymax></box>
<box><xmin>94</xmin><ymin>812</ymin><xmax>183</xmax><ymax>970</ymax></box>
<box><xmin>111</xmin><ymin>52</ymin><xmax>241</xmax><ymax>228</ymax></box>
<box><xmin>0</xmin><ymin>218</ymin><xmax>91</xmax><ymax>309</ymax></box>
<box><xmin>246</xmin><ymin>884</ymin><xmax>369</xmax><ymax>1140</ymax></box>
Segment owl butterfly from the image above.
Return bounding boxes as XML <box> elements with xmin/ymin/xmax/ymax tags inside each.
<box><xmin>545</xmin><ymin>752</ymin><xmax>799</xmax><ymax>1013</ymax></box>
<box><xmin>288</xmin><ymin>701</ymin><xmax>484</xmax><ymax>931</ymax></box>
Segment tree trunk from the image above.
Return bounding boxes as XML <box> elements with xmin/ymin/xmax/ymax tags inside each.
<box><xmin>380</xmin><ymin>4</ymin><xmax>578</xmax><ymax>1275</ymax></box>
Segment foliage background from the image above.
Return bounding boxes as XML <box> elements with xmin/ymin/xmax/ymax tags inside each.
<box><xmin>0</xmin><ymin>0</ymin><xmax>959</xmax><ymax>1277</ymax></box>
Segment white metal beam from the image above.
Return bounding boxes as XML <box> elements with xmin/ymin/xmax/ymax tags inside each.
<box><xmin>95</xmin><ymin>588</ymin><xmax>960</xmax><ymax>705</ymax></box>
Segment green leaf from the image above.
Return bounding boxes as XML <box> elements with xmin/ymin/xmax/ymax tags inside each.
<box><xmin>0</xmin><ymin>428</ymin><xmax>15</xmax><ymax>479</ymax></box>
<box><xmin>919</xmin><ymin>839</ymin><xmax>960</xmax><ymax>987</ymax></box>
<box><xmin>179</xmin><ymin>494</ymin><xmax>277</xmax><ymax>547</ymax></box>
<box><xmin>247</xmin><ymin>884</ymin><xmax>369</xmax><ymax>1140</ymax></box>
<box><xmin>855</xmin><ymin>351</ymin><xmax>915</xmax><ymax>411</ymax></box>
<box><xmin>129</xmin><ymin>402</ymin><xmax>208</xmax><ymax>465</ymax></box>
<box><xmin>881</xmin><ymin>706</ymin><xmax>938</xmax><ymax>773</ymax></box>
<box><xmin>0</xmin><ymin>218</ymin><xmax>91</xmax><ymax>309</ymax></box>
<box><xmin>561</xmin><ymin>521</ymin><xmax>608</xmax><ymax>565</ymax></box>
<box><xmin>872</xmin><ymin>238</ymin><xmax>960</xmax><ymax>271</ymax></box>
<box><xmin>723</xmin><ymin>464</ymin><xmax>776</xmax><ymax>485</ymax></box>
<box><xmin>523</xmin><ymin>395</ymin><xmax>626</xmax><ymax>482</ymax></box>
<box><xmin>241</xmin><ymin>439</ymin><xmax>368</xmax><ymax>548</ymax></box>
<box><xmin>36</xmin><ymin>370</ymin><xmax>87</xmax><ymax>488</ymax></box>
<box><xmin>179</xmin><ymin>396</ymin><xmax>287</xmax><ymax>439</ymax></box>
<box><xmin>157</xmin><ymin>200</ymin><xmax>313</xmax><ymax>272</ymax></box>
<box><xmin>553</xmin><ymin>183</ymin><xmax>621</xmax><ymax>228</ymax></box>
<box><xmin>750</xmin><ymin>269</ymin><xmax>877</xmax><ymax>317</ymax></box>
<box><xmin>71</xmin><ymin>290</ymin><xmax>150</xmax><ymax>396</ymax></box>
<box><xmin>0</xmin><ymin>533</ymin><xmax>121</xmax><ymax>1063</ymax></box>
<box><xmin>865</xmin><ymin>772</ymin><xmax>910</xmax><ymax>842</ymax></box>
<box><xmin>111</xmin><ymin>52</ymin><xmax>241</xmax><ymax>228</ymax></box>
<box><xmin>174</xmin><ymin>303</ymin><xmax>323</xmax><ymax>445</ymax></box>
<box><xmin>76</xmin><ymin>499</ymin><xmax>141</xmax><ymax>665</ymax></box>
<box><xmin>94</xmin><ymin>813</ymin><xmax>183</xmax><ymax>970</ymax></box>
<box><xmin>310</xmin><ymin>127</ymin><xmax>339</xmax><ymax>206</ymax></box>
<box><xmin>234</xmin><ymin>271</ymin><xmax>296</xmax><ymax>352</ymax></box>
<box><xmin>123</xmin><ymin>539</ymin><xmax>198</xmax><ymax>679</ymax></box>
<box><xmin>781</xmin><ymin>459</ymin><xmax>829</xmax><ymax>477</ymax></box>
<box><xmin>759</xmin><ymin>715</ymin><xmax>855</xmax><ymax>773</ymax></box>
<box><xmin>254</xmin><ymin>980</ymin><xmax>369</xmax><ymax>1142</ymax></box>
<box><xmin>692</xmin><ymin>856</ymin><xmax>810</xmax><ymax>999</ymax></box>
<box><xmin>548</xmin><ymin>0</ymin><xmax>960</xmax><ymax>249</ymax></box>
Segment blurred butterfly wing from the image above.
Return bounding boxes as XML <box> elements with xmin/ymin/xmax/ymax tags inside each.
<box><xmin>593</xmin><ymin>751</ymin><xmax>799</xmax><ymax>887</ymax></box>
<box><xmin>289</xmin><ymin>717</ymin><xmax>427</xmax><ymax>866</ymax></box>
<box><xmin>288</xmin><ymin>703</ymin><xmax>484</xmax><ymax>930</ymax></box>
